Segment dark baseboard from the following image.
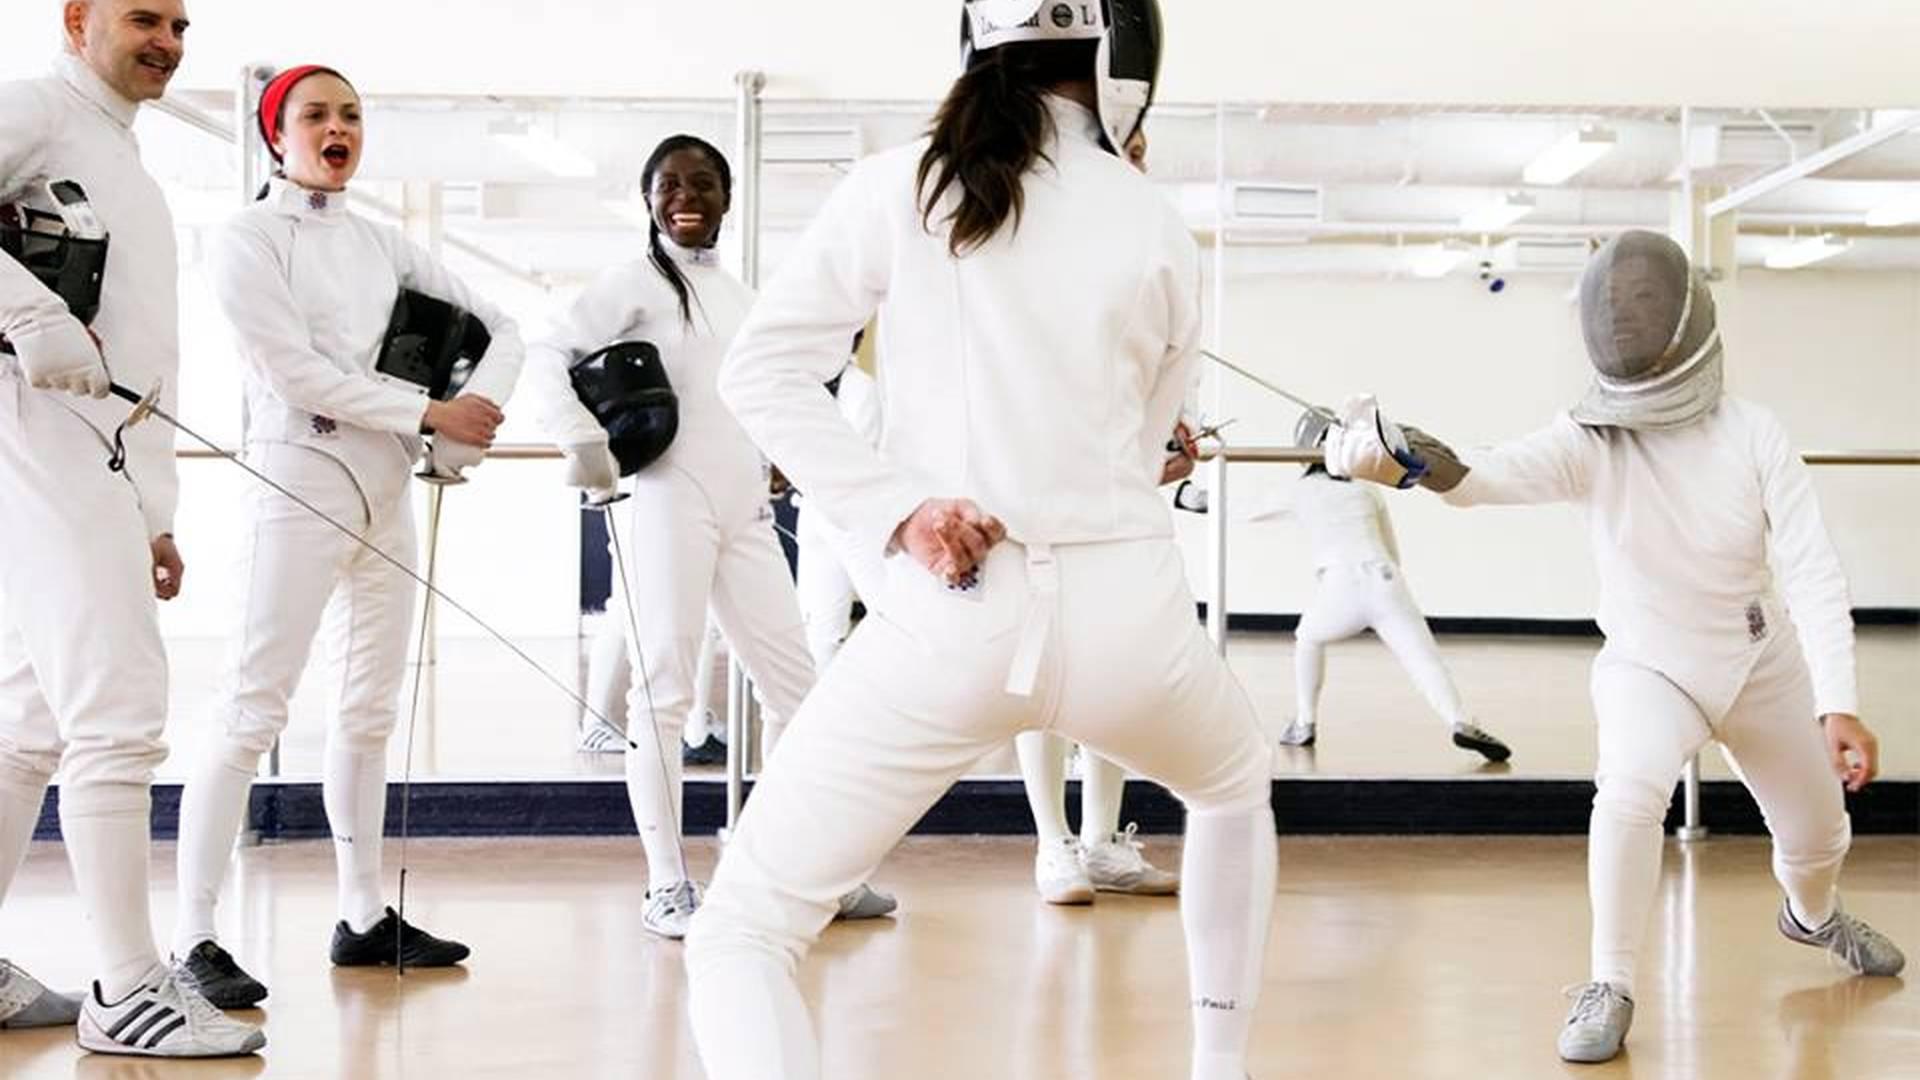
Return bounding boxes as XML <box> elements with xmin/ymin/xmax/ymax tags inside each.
<box><xmin>1197</xmin><ymin>607</ymin><xmax>1918</xmax><ymax>637</ymax></box>
<box><xmin>33</xmin><ymin>777</ymin><xmax>1916</xmax><ymax>841</ymax></box>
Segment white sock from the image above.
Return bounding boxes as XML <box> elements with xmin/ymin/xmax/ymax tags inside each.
<box><xmin>172</xmin><ymin>745</ymin><xmax>259</xmax><ymax>956</ymax></box>
<box><xmin>1181</xmin><ymin>807</ymin><xmax>1276</xmax><ymax>1080</ymax></box>
<box><xmin>1014</xmin><ymin>731</ymin><xmax>1072</xmax><ymax>846</ymax></box>
<box><xmin>1079</xmin><ymin>750</ymin><xmax>1127</xmax><ymax>848</ymax></box>
<box><xmin>627</xmin><ymin>721</ymin><xmax>689</xmax><ymax>889</ymax></box>
<box><xmin>0</xmin><ymin>762</ymin><xmax>49</xmax><ymax>907</ymax></box>
<box><xmin>324</xmin><ymin>743</ymin><xmax>388</xmax><ymax>932</ymax></box>
<box><xmin>59</xmin><ymin>781</ymin><xmax>162</xmax><ymax>1000</ymax></box>
<box><xmin>1588</xmin><ymin>801</ymin><xmax>1663</xmax><ymax>999</ymax></box>
<box><xmin>688</xmin><ymin>945</ymin><xmax>822</xmax><ymax>1080</ymax></box>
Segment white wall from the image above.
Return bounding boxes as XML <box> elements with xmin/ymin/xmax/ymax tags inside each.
<box><xmin>1175</xmin><ymin>267</ymin><xmax>1920</xmax><ymax>618</ymax></box>
<box><xmin>6</xmin><ymin>2</ymin><xmax>1918</xmax><ymax>107</ymax></box>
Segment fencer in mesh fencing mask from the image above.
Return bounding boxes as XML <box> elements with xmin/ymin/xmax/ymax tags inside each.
<box><xmin>1569</xmin><ymin>229</ymin><xmax>1723</xmax><ymax>431</ymax></box>
<box><xmin>961</xmin><ymin>0</ymin><xmax>1163</xmax><ymax>154</ymax></box>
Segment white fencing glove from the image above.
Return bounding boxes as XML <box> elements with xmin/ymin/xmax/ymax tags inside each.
<box><xmin>423</xmin><ymin>436</ymin><xmax>486</xmax><ymax>480</ymax></box>
<box><xmin>1322</xmin><ymin>394</ymin><xmax>1429</xmax><ymax>489</ymax></box>
<box><xmin>11</xmin><ymin>317</ymin><xmax>111</xmax><ymax>398</ymax></box>
<box><xmin>562</xmin><ymin>440</ymin><xmax>621</xmax><ymax>506</ymax></box>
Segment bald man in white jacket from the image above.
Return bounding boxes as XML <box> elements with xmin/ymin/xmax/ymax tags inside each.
<box><xmin>0</xmin><ymin>0</ymin><xmax>261</xmax><ymax>1057</ymax></box>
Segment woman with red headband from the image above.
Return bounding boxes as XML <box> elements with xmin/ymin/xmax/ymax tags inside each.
<box><xmin>170</xmin><ymin>64</ymin><xmax>524</xmax><ymax>1007</ymax></box>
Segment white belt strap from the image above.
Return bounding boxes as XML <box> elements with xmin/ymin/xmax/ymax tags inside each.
<box><xmin>1004</xmin><ymin>542</ymin><xmax>1059</xmax><ymax>697</ymax></box>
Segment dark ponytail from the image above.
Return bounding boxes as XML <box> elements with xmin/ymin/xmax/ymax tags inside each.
<box><xmin>916</xmin><ymin>40</ymin><xmax>1097</xmax><ymax>256</ymax></box>
<box><xmin>640</xmin><ymin>134</ymin><xmax>732</xmax><ymax>328</ymax></box>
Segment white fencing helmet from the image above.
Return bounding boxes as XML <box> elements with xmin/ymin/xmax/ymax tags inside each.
<box><xmin>961</xmin><ymin>0</ymin><xmax>1163</xmax><ymax>154</ymax></box>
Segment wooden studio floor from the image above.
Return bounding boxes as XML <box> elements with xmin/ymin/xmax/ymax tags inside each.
<box><xmin>2</xmin><ymin>835</ymin><xmax>1914</xmax><ymax>1079</ymax></box>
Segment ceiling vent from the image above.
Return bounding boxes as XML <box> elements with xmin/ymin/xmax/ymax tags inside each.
<box><xmin>1230</xmin><ymin>182</ymin><xmax>1323</xmax><ymax>223</ymax></box>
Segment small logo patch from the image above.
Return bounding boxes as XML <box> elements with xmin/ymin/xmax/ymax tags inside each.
<box><xmin>1745</xmin><ymin>601</ymin><xmax>1768</xmax><ymax>643</ymax></box>
<box><xmin>945</xmin><ymin>568</ymin><xmax>983</xmax><ymax>595</ymax></box>
<box><xmin>307</xmin><ymin>190</ymin><xmax>328</xmax><ymax>211</ymax></box>
<box><xmin>1194</xmin><ymin>997</ymin><xmax>1239</xmax><ymax>1012</ymax></box>
<box><xmin>311</xmin><ymin>415</ymin><xmax>337</xmax><ymax>436</ymax></box>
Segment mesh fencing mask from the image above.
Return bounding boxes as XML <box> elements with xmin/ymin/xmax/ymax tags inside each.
<box><xmin>1570</xmin><ymin>230</ymin><xmax>1723</xmax><ymax>431</ymax></box>
<box><xmin>961</xmin><ymin>0</ymin><xmax>1163</xmax><ymax>154</ymax></box>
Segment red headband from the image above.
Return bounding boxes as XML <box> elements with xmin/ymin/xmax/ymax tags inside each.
<box><xmin>257</xmin><ymin>65</ymin><xmax>334</xmax><ymax>159</ymax></box>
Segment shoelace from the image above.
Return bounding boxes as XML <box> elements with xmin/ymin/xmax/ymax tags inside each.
<box><xmin>1828</xmin><ymin>914</ymin><xmax>1892</xmax><ymax>970</ymax></box>
<box><xmin>1562</xmin><ymin>983</ymin><xmax>1622</xmax><ymax>1025</ymax></box>
<box><xmin>158</xmin><ymin>971</ymin><xmax>232</xmax><ymax>1034</ymax></box>
<box><xmin>654</xmin><ymin>882</ymin><xmax>699</xmax><ymax>915</ymax></box>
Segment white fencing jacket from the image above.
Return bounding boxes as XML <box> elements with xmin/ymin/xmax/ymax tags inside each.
<box><xmin>1251</xmin><ymin>472</ymin><xmax>1401</xmax><ymax>571</ymax></box>
<box><xmin>720</xmin><ymin>96</ymin><xmax>1200</xmax><ymax>567</ymax></box>
<box><xmin>527</xmin><ymin>240</ymin><xmax>761</xmax><ymax>496</ymax></box>
<box><xmin>1443</xmin><ymin>397</ymin><xmax>1857</xmax><ymax>718</ymax></box>
<box><xmin>207</xmin><ymin>178</ymin><xmax>523</xmax><ymax>511</ymax></box>
<box><xmin>0</xmin><ymin>54</ymin><xmax>180</xmax><ymax>537</ymax></box>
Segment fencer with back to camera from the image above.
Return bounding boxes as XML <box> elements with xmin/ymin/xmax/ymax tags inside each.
<box><xmin>1176</xmin><ymin>409</ymin><xmax>1511</xmax><ymax>762</ymax></box>
<box><xmin>527</xmin><ymin>135</ymin><xmax>893</xmax><ymax>941</ymax></box>
<box><xmin>0</xmin><ymin>0</ymin><xmax>263</xmax><ymax>1057</ymax></box>
<box><xmin>169</xmin><ymin>63</ymin><xmax>527</xmax><ymax>1009</ymax></box>
<box><xmin>1322</xmin><ymin>229</ymin><xmax>1905</xmax><ymax>1065</ymax></box>
<box><xmin>1014</xmin><ymin>124</ymin><xmax>1182</xmax><ymax>907</ymax></box>
<box><xmin>684</xmin><ymin>4</ymin><xmax>1278</xmax><ymax>1080</ymax></box>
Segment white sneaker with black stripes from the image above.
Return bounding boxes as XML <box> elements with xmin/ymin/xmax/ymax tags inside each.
<box><xmin>77</xmin><ymin>963</ymin><xmax>265</xmax><ymax>1057</ymax></box>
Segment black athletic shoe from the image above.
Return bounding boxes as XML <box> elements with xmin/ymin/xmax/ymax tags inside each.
<box><xmin>682</xmin><ymin>734</ymin><xmax>728</xmax><ymax>767</ymax></box>
<box><xmin>1451</xmin><ymin>722</ymin><xmax>1512</xmax><ymax>763</ymax></box>
<box><xmin>175</xmin><ymin>942</ymin><xmax>268</xmax><ymax>1010</ymax></box>
<box><xmin>329</xmin><ymin>909</ymin><xmax>470</xmax><ymax>968</ymax></box>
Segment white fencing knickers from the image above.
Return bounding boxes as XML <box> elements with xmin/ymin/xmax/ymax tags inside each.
<box><xmin>174</xmin><ymin>441</ymin><xmax>418</xmax><ymax>945</ymax></box>
<box><xmin>0</xmin><ymin>376</ymin><xmax>168</xmax><ymax>995</ymax></box>
<box><xmin>1586</xmin><ymin>622</ymin><xmax>1851</xmax><ymax>995</ymax></box>
<box><xmin>686</xmin><ymin>537</ymin><xmax>1277</xmax><ymax>1080</ymax></box>
<box><xmin>1293</xmin><ymin>559</ymin><xmax>1470</xmax><ymax>729</ymax></box>
<box><xmin>618</xmin><ymin>464</ymin><xmax>814</xmax><ymax>888</ymax></box>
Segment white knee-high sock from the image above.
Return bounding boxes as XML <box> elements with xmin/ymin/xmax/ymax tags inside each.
<box><xmin>324</xmin><ymin>743</ymin><xmax>388</xmax><ymax>932</ymax></box>
<box><xmin>0</xmin><ymin>762</ymin><xmax>50</xmax><ymax>907</ymax></box>
<box><xmin>1776</xmin><ymin>818</ymin><xmax>1849</xmax><ymax>931</ymax></box>
<box><xmin>1079</xmin><ymin>750</ymin><xmax>1127</xmax><ymax>846</ymax></box>
<box><xmin>1181</xmin><ymin>806</ymin><xmax>1276</xmax><ymax>1080</ymax></box>
<box><xmin>688</xmin><ymin>944</ymin><xmax>821</xmax><ymax>1080</ymax></box>
<box><xmin>627</xmin><ymin>721</ymin><xmax>689</xmax><ymax>889</ymax></box>
<box><xmin>1014</xmin><ymin>731</ymin><xmax>1072</xmax><ymax>845</ymax></box>
<box><xmin>1293</xmin><ymin>639</ymin><xmax>1325</xmax><ymax>725</ymax></box>
<box><xmin>59</xmin><ymin>781</ymin><xmax>161</xmax><ymax>999</ymax></box>
<box><xmin>172</xmin><ymin>744</ymin><xmax>260</xmax><ymax>955</ymax></box>
<box><xmin>1587</xmin><ymin>785</ymin><xmax>1667</xmax><ymax>997</ymax></box>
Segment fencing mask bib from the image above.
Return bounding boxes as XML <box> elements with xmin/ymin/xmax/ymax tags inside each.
<box><xmin>961</xmin><ymin>0</ymin><xmax>1163</xmax><ymax>154</ymax></box>
<box><xmin>375</xmin><ymin>289</ymin><xmax>492</xmax><ymax>400</ymax></box>
<box><xmin>1570</xmin><ymin>230</ymin><xmax>1723</xmax><ymax>432</ymax></box>
<box><xmin>0</xmin><ymin>203</ymin><xmax>109</xmax><ymax>356</ymax></box>
<box><xmin>570</xmin><ymin>340</ymin><xmax>678</xmax><ymax>476</ymax></box>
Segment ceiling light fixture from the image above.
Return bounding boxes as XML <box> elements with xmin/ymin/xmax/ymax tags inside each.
<box><xmin>1522</xmin><ymin>125</ymin><xmax>1618</xmax><ymax>185</ymax></box>
<box><xmin>1764</xmin><ymin>233</ymin><xmax>1851</xmax><ymax>270</ymax></box>
<box><xmin>1460</xmin><ymin>191</ymin><xmax>1536</xmax><ymax>232</ymax></box>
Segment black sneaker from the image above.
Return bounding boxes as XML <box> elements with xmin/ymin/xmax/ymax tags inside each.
<box><xmin>1451</xmin><ymin>722</ymin><xmax>1512</xmax><ymax>763</ymax></box>
<box><xmin>329</xmin><ymin>908</ymin><xmax>470</xmax><ymax>968</ymax></box>
<box><xmin>175</xmin><ymin>941</ymin><xmax>268</xmax><ymax>1009</ymax></box>
<box><xmin>682</xmin><ymin>734</ymin><xmax>728</xmax><ymax>767</ymax></box>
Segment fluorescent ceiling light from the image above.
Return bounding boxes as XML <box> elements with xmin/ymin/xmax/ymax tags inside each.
<box><xmin>1460</xmin><ymin>191</ymin><xmax>1536</xmax><ymax>232</ymax></box>
<box><xmin>1406</xmin><ymin>243</ymin><xmax>1470</xmax><ymax>278</ymax></box>
<box><xmin>490</xmin><ymin>119</ymin><xmax>596</xmax><ymax>179</ymax></box>
<box><xmin>1865</xmin><ymin>193</ymin><xmax>1920</xmax><ymax>228</ymax></box>
<box><xmin>1523</xmin><ymin>125</ymin><xmax>1617</xmax><ymax>185</ymax></box>
<box><xmin>1764</xmin><ymin>234</ymin><xmax>1851</xmax><ymax>270</ymax></box>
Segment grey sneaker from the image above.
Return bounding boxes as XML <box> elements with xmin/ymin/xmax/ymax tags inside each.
<box><xmin>834</xmin><ymin>883</ymin><xmax>898</xmax><ymax>921</ymax></box>
<box><xmin>1451</xmin><ymin>722</ymin><xmax>1512</xmax><ymax>763</ymax></box>
<box><xmin>1277</xmin><ymin>719</ymin><xmax>1316</xmax><ymax>748</ymax></box>
<box><xmin>77</xmin><ymin>963</ymin><xmax>265</xmax><ymax>1057</ymax></box>
<box><xmin>0</xmin><ymin>959</ymin><xmax>81</xmax><ymax>1028</ymax></box>
<box><xmin>642</xmin><ymin>880</ymin><xmax>703</xmax><ymax>940</ymax></box>
<box><xmin>1082</xmin><ymin>824</ymin><xmax>1180</xmax><ymax>896</ymax></box>
<box><xmin>1558</xmin><ymin>981</ymin><xmax>1633</xmax><ymax>1064</ymax></box>
<box><xmin>1778</xmin><ymin>901</ymin><xmax>1906</xmax><ymax>976</ymax></box>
